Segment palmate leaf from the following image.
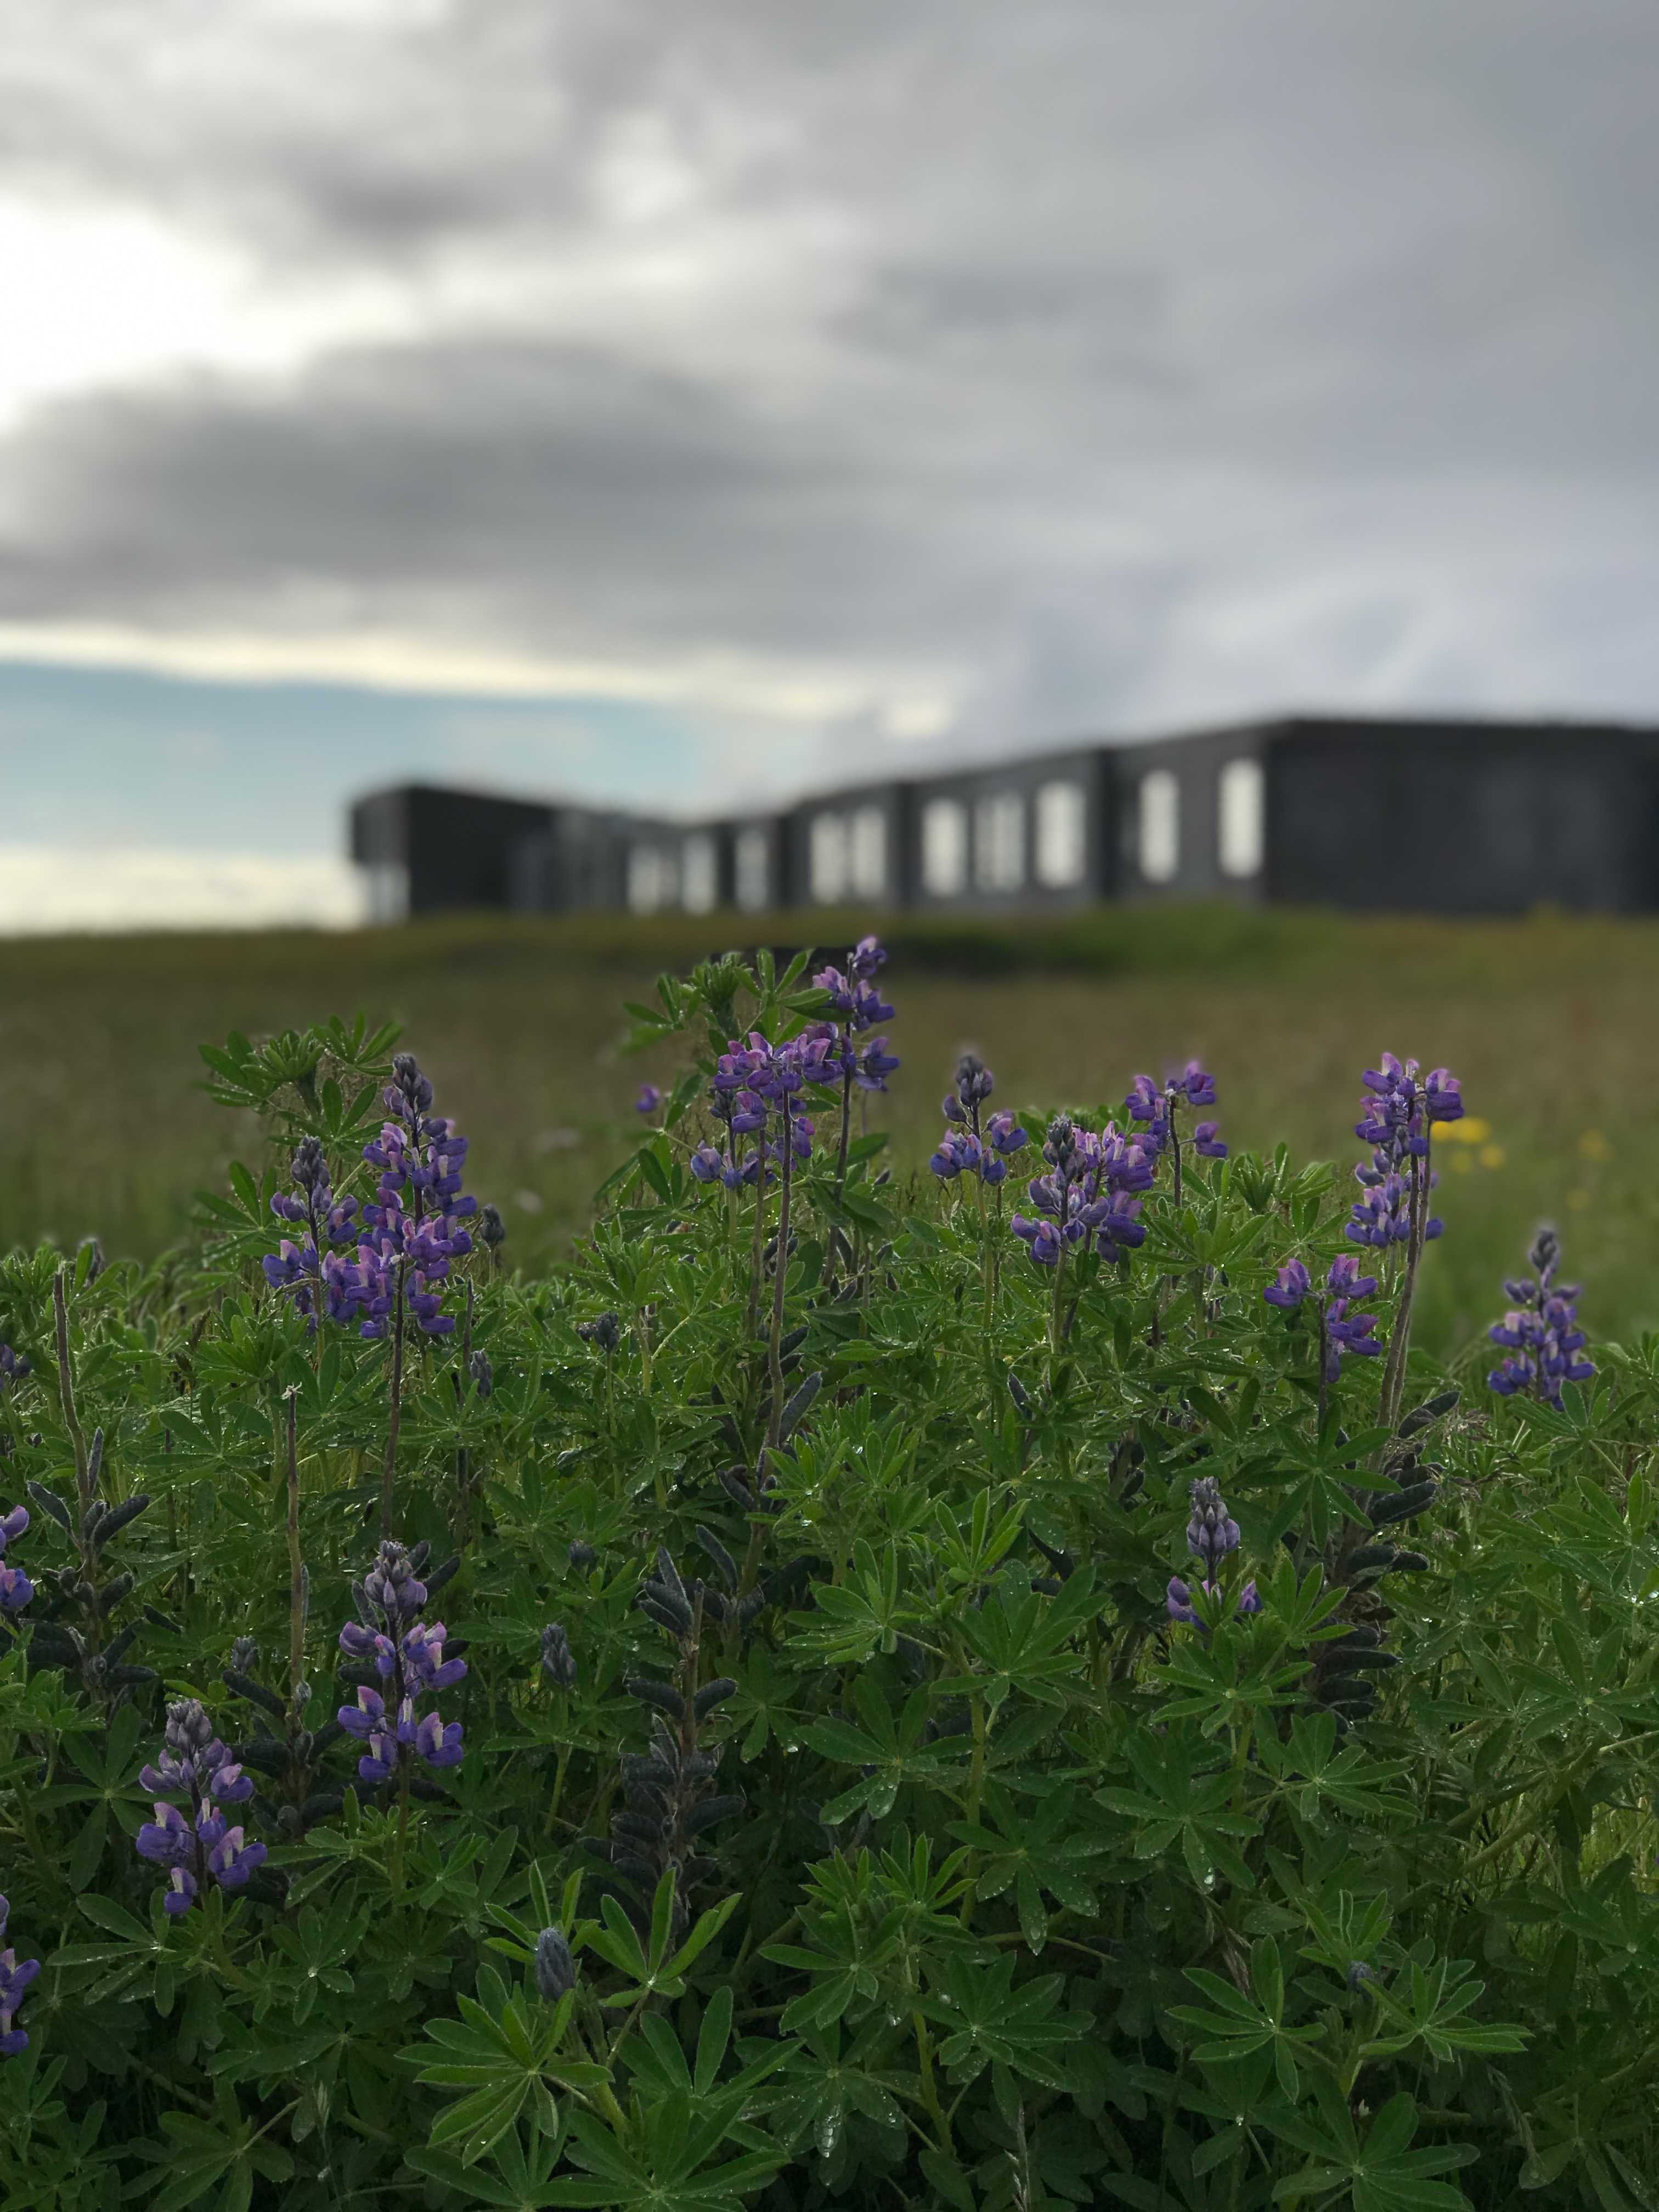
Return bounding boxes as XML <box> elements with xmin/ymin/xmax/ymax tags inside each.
<box><xmin>407</xmin><ymin>1965</ymin><xmax>602</xmax><ymax>2168</ymax></box>
<box><xmin>545</xmin><ymin>2074</ymin><xmax>786</xmax><ymax>2209</ymax></box>
<box><xmin>1170</xmin><ymin>1940</ymin><xmax>1325</xmax><ymax>2101</ymax></box>
<box><xmin>916</xmin><ymin>1951</ymin><xmax>1087</xmax><ymax>2089</ymax></box>
<box><xmin>1271</xmin><ymin>2083</ymin><xmax>1477</xmax><ymax>2211</ymax></box>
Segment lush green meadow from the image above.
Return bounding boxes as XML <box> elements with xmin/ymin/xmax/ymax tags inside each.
<box><xmin>2</xmin><ymin>901</ymin><xmax>1651</xmax><ymax>1356</ymax></box>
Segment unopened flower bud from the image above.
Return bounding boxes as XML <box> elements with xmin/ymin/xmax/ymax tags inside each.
<box><xmin>534</xmin><ymin>1926</ymin><xmax>577</xmax><ymax>2002</ymax></box>
<box><xmin>539</xmin><ymin>1622</ymin><xmax>577</xmax><ymax>1691</ymax></box>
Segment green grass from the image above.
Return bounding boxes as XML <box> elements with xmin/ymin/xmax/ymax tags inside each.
<box><xmin>4</xmin><ymin>902</ymin><xmax>1653</xmax><ymax>1355</ymax></box>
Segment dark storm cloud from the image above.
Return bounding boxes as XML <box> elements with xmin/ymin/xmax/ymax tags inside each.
<box><xmin>5</xmin><ymin>0</ymin><xmax>1659</xmax><ymax>776</ymax></box>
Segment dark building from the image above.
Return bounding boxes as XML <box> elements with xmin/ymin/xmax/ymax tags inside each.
<box><xmin>347</xmin><ymin>714</ymin><xmax>1659</xmax><ymax>922</ymax></box>
<box><xmin>1261</xmin><ymin>716</ymin><xmax>1659</xmax><ymax>912</ymax></box>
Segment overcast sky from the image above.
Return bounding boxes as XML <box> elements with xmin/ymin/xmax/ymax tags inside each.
<box><xmin>3</xmin><ymin>0</ymin><xmax>1658</xmax><ymax>926</ymax></box>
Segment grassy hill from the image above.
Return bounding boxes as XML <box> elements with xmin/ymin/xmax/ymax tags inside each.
<box><xmin>3</xmin><ymin>902</ymin><xmax>1652</xmax><ymax>1354</ymax></box>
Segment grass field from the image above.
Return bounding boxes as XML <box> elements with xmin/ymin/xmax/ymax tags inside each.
<box><xmin>2</xmin><ymin>901</ymin><xmax>1652</xmax><ymax>1357</ymax></box>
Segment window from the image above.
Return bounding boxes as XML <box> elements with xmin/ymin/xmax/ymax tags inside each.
<box><xmin>628</xmin><ymin>843</ymin><xmax>675</xmax><ymax>914</ymax></box>
<box><xmin>809</xmin><ymin>812</ymin><xmax>849</xmax><ymax>903</ymax></box>
<box><xmin>921</xmin><ymin>798</ymin><xmax>968</xmax><ymax>896</ymax></box>
<box><xmin>850</xmin><ymin>805</ymin><xmax>887</xmax><ymax>897</ymax></box>
<box><xmin>974</xmin><ymin>792</ymin><xmax>1025</xmax><ymax>891</ymax></box>
<box><xmin>1138</xmin><ymin>769</ymin><xmax>1180</xmax><ymax>884</ymax></box>
<box><xmin>362</xmin><ymin>863</ymin><xmax>409</xmax><ymax>925</ymax></box>
<box><xmin>1034</xmin><ymin>781</ymin><xmax>1086</xmax><ymax>888</ymax></box>
<box><xmin>735</xmin><ymin>825</ymin><xmax>771</xmax><ymax>912</ymax></box>
<box><xmin>681</xmin><ymin>832</ymin><xmax>718</xmax><ymax>914</ymax></box>
<box><xmin>1217</xmin><ymin>759</ymin><xmax>1265</xmax><ymax>879</ymax></box>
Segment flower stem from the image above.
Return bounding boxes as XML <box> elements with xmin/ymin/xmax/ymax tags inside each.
<box><xmin>380</xmin><ymin>1261</ymin><xmax>406</xmax><ymax>1538</ymax></box>
<box><xmin>285</xmin><ymin>1390</ymin><xmax>305</xmax><ymax>1698</ymax></box>
<box><xmin>767</xmin><ymin>1105</ymin><xmax>794</xmax><ymax>1449</ymax></box>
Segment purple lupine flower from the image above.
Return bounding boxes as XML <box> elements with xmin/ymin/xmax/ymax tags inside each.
<box><xmin>0</xmin><ymin>1505</ymin><xmax>32</xmax><ymax>1617</ymax></box>
<box><xmin>689</xmin><ymin>1143</ymin><xmax>723</xmax><ymax>1183</ymax></box>
<box><xmin>932</xmin><ymin>1058</ymin><xmax>1020</xmax><ymax>1186</ymax></box>
<box><xmin>1264</xmin><ymin>1254</ymin><xmax>1385</xmax><ymax>1384</ymax></box>
<box><xmin>1422</xmin><ymin>1068</ymin><xmax>1464</xmax><ymax>1123</ymax></box>
<box><xmin>350</xmin><ymin>1052</ymin><xmax>481</xmax><ymax>1341</ymax></box>
<box><xmin>1326</xmin><ymin>1301</ymin><xmax>1381</xmax><ymax>1366</ymax></box>
<box><xmin>1327</xmin><ymin>1253</ymin><xmax>1378</xmax><ymax>1300</ymax></box>
<box><xmin>930</xmin><ymin>1130</ymin><xmax>981</xmax><ymax>1180</ymax></box>
<box><xmin>1011</xmin><ymin>1214</ymin><xmax>1064</xmax><ymax>1266</ymax></box>
<box><xmin>849</xmin><ymin>934</ymin><xmax>887</xmax><ymax>980</ymax></box>
<box><xmin>1263</xmin><ymin>1259</ymin><xmax>1311</xmax><ymax>1308</ymax></box>
<box><xmin>1125</xmin><ymin>1065</ymin><xmax>1224</xmax><ymax>1186</ymax></box>
<box><xmin>134</xmin><ymin>1698</ymin><xmax>267</xmax><ymax>1916</ymax></box>
<box><xmin>1186</xmin><ymin>1476</ymin><xmax>1240</xmax><ymax>1574</ymax></box>
<box><xmin>1486</xmin><ymin>1227</ymin><xmax>1594</xmax><ymax>1409</ymax></box>
<box><xmin>0</xmin><ymin>1898</ymin><xmax>40</xmax><ymax>2057</ymax></box>
<box><xmin>336</xmin><ymin>1539</ymin><xmax>466</xmax><ymax>1787</ymax></box>
<box><xmin>1166</xmin><ymin>1576</ymin><xmax>1262</xmax><ymax>1627</ymax></box>
<box><xmin>635</xmin><ymin>1084</ymin><xmax>662</xmax><ymax>1115</ymax></box>
<box><xmin>261</xmin><ymin>1136</ymin><xmax>361</xmax><ymax>1331</ymax></box>
<box><xmin>811</xmin><ymin>963</ymin><xmax>855</xmax><ymax>1017</ymax></box>
<box><xmin>1176</xmin><ymin>1061</ymin><xmax>1217</xmax><ymax>1108</ymax></box>
<box><xmin>985</xmin><ymin>1110</ymin><xmax>1028</xmax><ymax>1156</ymax></box>
<box><xmin>855</xmin><ymin>1036</ymin><xmax>900</xmax><ymax>1092</ymax></box>
<box><xmin>0</xmin><ymin>1346</ymin><xmax>30</xmax><ymax>1387</ymax></box>
<box><xmin>1008</xmin><ymin>1114</ymin><xmax>1155</xmax><ymax>1267</ymax></box>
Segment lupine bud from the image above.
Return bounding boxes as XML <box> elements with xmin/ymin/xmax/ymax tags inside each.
<box><xmin>567</xmin><ymin>1540</ymin><xmax>597</xmax><ymax>1572</ymax></box>
<box><xmin>1186</xmin><ymin>1477</ymin><xmax>1240</xmax><ymax>1573</ymax></box>
<box><xmin>534</xmin><ymin>1926</ymin><xmax>577</xmax><ymax>2002</ymax></box>
<box><xmin>578</xmin><ymin>1312</ymin><xmax>620</xmax><ymax>1355</ymax></box>
<box><xmin>468</xmin><ymin>1351</ymin><xmax>493</xmax><ymax>1400</ymax></box>
<box><xmin>540</xmin><ymin>1622</ymin><xmax>578</xmax><ymax>1691</ymax></box>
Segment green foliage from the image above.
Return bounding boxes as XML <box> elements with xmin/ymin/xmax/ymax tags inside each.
<box><xmin>2</xmin><ymin>939</ymin><xmax>1658</xmax><ymax>2209</ymax></box>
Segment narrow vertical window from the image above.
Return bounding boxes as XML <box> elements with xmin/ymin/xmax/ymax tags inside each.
<box><xmin>850</xmin><ymin>805</ymin><xmax>887</xmax><ymax>897</ymax></box>
<box><xmin>1034</xmin><ymin>781</ymin><xmax>1086</xmax><ymax>888</ymax></box>
<box><xmin>1138</xmin><ymin>769</ymin><xmax>1180</xmax><ymax>884</ymax></box>
<box><xmin>809</xmin><ymin>812</ymin><xmax>849</xmax><ymax>903</ymax></box>
<box><xmin>735</xmin><ymin>826</ymin><xmax>771</xmax><ymax>912</ymax></box>
<box><xmin>1217</xmin><ymin>759</ymin><xmax>1265</xmax><ymax>878</ymax></box>
<box><xmin>681</xmin><ymin>832</ymin><xmax>718</xmax><ymax>914</ymax></box>
<box><xmin>921</xmin><ymin>798</ymin><xmax>968</xmax><ymax>895</ymax></box>
<box><xmin>974</xmin><ymin>792</ymin><xmax>1025</xmax><ymax>891</ymax></box>
<box><xmin>628</xmin><ymin>844</ymin><xmax>663</xmax><ymax>914</ymax></box>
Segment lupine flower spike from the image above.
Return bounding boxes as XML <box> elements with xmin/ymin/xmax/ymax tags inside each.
<box><xmin>1262</xmin><ymin>1254</ymin><xmax>1383</xmax><ymax>1404</ymax></box>
<box><xmin>337</xmin><ymin>1541</ymin><xmax>466</xmax><ymax>1785</ymax></box>
<box><xmin>1125</xmin><ymin>1061</ymin><xmax>1226</xmax><ymax>1201</ymax></box>
<box><xmin>1010</xmin><ymin>1112</ymin><xmax>1152</xmax><ymax>1267</ymax></box>
<box><xmin>931</xmin><ymin>1054</ymin><xmax>1029</xmax><ymax>1186</ymax></box>
<box><xmin>0</xmin><ymin>1504</ymin><xmax>32</xmax><ymax>1622</ymax></box>
<box><xmin>811</xmin><ymin>935</ymin><xmax>899</xmax><ymax>1204</ymax></box>
<box><xmin>0</xmin><ymin>1897</ymin><xmax>40</xmax><ymax>2057</ymax></box>
<box><xmin>1487</xmin><ymin>1227</ymin><xmax>1594</xmax><ymax>1409</ymax></box>
<box><xmin>1167</xmin><ymin>1476</ymin><xmax>1261</xmax><ymax>1625</ymax></box>
<box><xmin>1349</xmin><ymin>1053</ymin><xmax>1464</xmax><ymax>1426</ymax></box>
<box><xmin>134</xmin><ymin>1698</ymin><xmax>267</xmax><ymax>1916</ymax></box>
<box><xmin>261</xmin><ymin>1136</ymin><xmax>362</xmax><ymax>1330</ymax></box>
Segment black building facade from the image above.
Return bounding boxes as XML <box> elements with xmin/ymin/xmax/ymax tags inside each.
<box><xmin>348</xmin><ymin>715</ymin><xmax>1659</xmax><ymax>921</ymax></box>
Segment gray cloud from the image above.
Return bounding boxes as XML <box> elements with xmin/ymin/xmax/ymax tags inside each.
<box><xmin>4</xmin><ymin>0</ymin><xmax>1659</xmax><ymax>796</ymax></box>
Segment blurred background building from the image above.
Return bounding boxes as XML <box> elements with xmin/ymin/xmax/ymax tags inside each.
<box><xmin>351</xmin><ymin>713</ymin><xmax>1659</xmax><ymax>920</ymax></box>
